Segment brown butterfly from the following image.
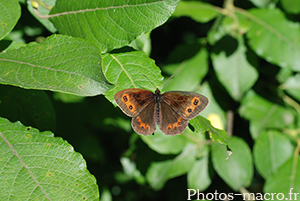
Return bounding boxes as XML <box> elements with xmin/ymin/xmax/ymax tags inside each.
<box><xmin>114</xmin><ymin>88</ymin><xmax>209</xmax><ymax>135</ymax></box>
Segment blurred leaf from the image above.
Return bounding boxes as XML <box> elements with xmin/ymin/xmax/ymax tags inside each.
<box><xmin>116</xmin><ymin>157</ymin><xmax>145</xmax><ymax>185</ymax></box>
<box><xmin>0</xmin><ymin>40</ymin><xmax>26</xmax><ymax>52</ymax></box>
<box><xmin>0</xmin><ymin>0</ymin><xmax>21</xmax><ymax>40</ymax></box>
<box><xmin>187</xmin><ymin>148</ymin><xmax>211</xmax><ymax>191</ymax></box>
<box><xmin>49</xmin><ymin>0</ymin><xmax>180</xmax><ymax>52</ymax></box>
<box><xmin>100</xmin><ymin>188</ymin><xmax>112</xmax><ymax>201</ymax></box>
<box><xmin>140</xmin><ymin>130</ymin><xmax>188</xmax><ymax>155</ymax></box>
<box><xmin>146</xmin><ymin>144</ymin><xmax>197</xmax><ymax>190</ymax></box>
<box><xmin>212</xmin><ymin>36</ymin><xmax>258</xmax><ymax>101</ymax></box>
<box><xmin>249</xmin><ymin>0</ymin><xmax>277</xmax><ymax>8</ymax></box>
<box><xmin>281</xmin><ymin>0</ymin><xmax>300</xmax><ymax>14</ymax></box>
<box><xmin>276</xmin><ymin>68</ymin><xmax>293</xmax><ymax>83</ymax></box>
<box><xmin>212</xmin><ymin>136</ymin><xmax>253</xmax><ymax>191</ymax></box>
<box><xmin>163</xmin><ymin>47</ymin><xmax>209</xmax><ymax>91</ymax></box>
<box><xmin>198</xmin><ymin>82</ymin><xmax>227</xmax><ymax>126</ymax></box>
<box><xmin>264</xmin><ymin>157</ymin><xmax>300</xmax><ymax>196</ymax></box>
<box><xmin>0</xmin><ymin>117</ymin><xmax>99</xmax><ymax>200</ymax></box>
<box><xmin>190</xmin><ymin>116</ymin><xmax>228</xmax><ymax>145</ymax></box>
<box><xmin>253</xmin><ymin>130</ymin><xmax>294</xmax><ymax>179</ymax></box>
<box><xmin>0</xmin><ymin>85</ymin><xmax>55</xmax><ymax>131</ymax></box>
<box><xmin>53</xmin><ymin>92</ymin><xmax>85</xmax><ymax>103</ymax></box>
<box><xmin>103</xmin><ymin>50</ymin><xmax>163</xmax><ymax>102</ymax></box>
<box><xmin>27</xmin><ymin>0</ymin><xmax>57</xmax><ymax>32</ymax></box>
<box><xmin>282</xmin><ymin>74</ymin><xmax>300</xmax><ymax>101</ymax></box>
<box><xmin>239</xmin><ymin>90</ymin><xmax>294</xmax><ymax>138</ymax></box>
<box><xmin>173</xmin><ymin>1</ymin><xmax>218</xmax><ymax>23</ymax></box>
<box><xmin>246</xmin><ymin>8</ymin><xmax>300</xmax><ymax>71</ymax></box>
<box><xmin>129</xmin><ymin>33</ymin><xmax>152</xmax><ymax>56</ymax></box>
<box><xmin>0</xmin><ymin>34</ymin><xmax>111</xmax><ymax>96</ymax></box>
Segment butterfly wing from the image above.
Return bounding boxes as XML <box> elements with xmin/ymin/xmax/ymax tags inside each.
<box><xmin>162</xmin><ymin>91</ymin><xmax>209</xmax><ymax>120</ymax></box>
<box><xmin>131</xmin><ymin>101</ymin><xmax>156</xmax><ymax>135</ymax></box>
<box><xmin>159</xmin><ymin>101</ymin><xmax>189</xmax><ymax>135</ymax></box>
<box><xmin>114</xmin><ymin>88</ymin><xmax>154</xmax><ymax>117</ymax></box>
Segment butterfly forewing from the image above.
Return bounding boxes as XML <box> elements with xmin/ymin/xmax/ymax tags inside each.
<box><xmin>114</xmin><ymin>89</ymin><xmax>154</xmax><ymax>117</ymax></box>
<box><xmin>162</xmin><ymin>91</ymin><xmax>209</xmax><ymax>119</ymax></box>
<box><xmin>159</xmin><ymin>101</ymin><xmax>189</xmax><ymax>135</ymax></box>
<box><xmin>132</xmin><ymin>101</ymin><xmax>156</xmax><ymax>135</ymax></box>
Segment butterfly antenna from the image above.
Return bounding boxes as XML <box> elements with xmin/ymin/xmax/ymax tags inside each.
<box><xmin>142</xmin><ymin>74</ymin><xmax>157</xmax><ymax>89</ymax></box>
<box><xmin>163</xmin><ymin>74</ymin><xmax>175</xmax><ymax>86</ymax></box>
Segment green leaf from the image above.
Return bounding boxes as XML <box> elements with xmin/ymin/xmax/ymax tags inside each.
<box><xmin>0</xmin><ymin>0</ymin><xmax>21</xmax><ymax>40</ymax></box>
<box><xmin>173</xmin><ymin>1</ymin><xmax>218</xmax><ymax>23</ymax></box>
<box><xmin>264</xmin><ymin>157</ymin><xmax>300</xmax><ymax>196</ymax></box>
<box><xmin>0</xmin><ymin>117</ymin><xmax>99</xmax><ymax>200</ymax></box>
<box><xmin>250</xmin><ymin>0</ymin><xmax>276</xmax><ymax>7</ymax></box>
<box><xmin>49</xmin><ymin>0</ymin><xmax>180</xmax><ymax>52</ymax></box>
<box><xmin>246</xmin><ymin>8</ymin><xmax>300</xmax><ymax>71</ymax></box>
<box><xmin>281</xmin><ymin>0</ymin><xmax>300</xmax><ymax>14</ymax></box>
<box><xmin>103</xmin><ymin>50</ymin><xmax>163</xmax><ymax>102</ymax></box>
<box><xmin>282</xmin><ymin>74</ymin><xmax>300</xmax><ymax>102</ymax></box>
<box><xmin>140</xmin><ymin>130</ymin><xmax>188</xmax><ymax>155</ymax></box>
<box><xmin>190</xmin><ymin>116</ymin><xmax>228</xmax><ymax>145</ymax></box>
<box><xmin>0</xmin><ymin>34</ymin><xmax>111</xmax><ymax>96</ymax></box>
<box><xmin>211</xmin><ymin>136</ymin><xmax>253</xmax><ymax>191</ymax></box>
<box><xmin>0</xmin><ymin>85</ymin><xmax>56</xmax><ymax>131</ymax></box>
<box><xmin>146</xmin><ymin>144</ymin><xmax>197</xmax><ymax>190</ymax></box>
<box><xmin>163</xmin><ymin>47</ymin><xmax>209</xmax><ymax>91</ymax></box>
<box><xmin>212</xmin><ymin>36</ymin><xmax>258</xmax><ymax>101</ymax></box>
<box><xmin>27</xmin><ymin>0</ymin><xmax>57</xmax><ymax>33</ymax></box>
<box><xmin>197</xmin><ymin>82</ymin><xmax>227</xmax><ymax>126</ymax></box>
<box><xmin>239</xmin><ymin>90</ymin><xmax>295</xmax><ymax>138</ymax></box>
<box><xmin>253</xmin><ymin>130</ymin><xmax>294</xmax><ymax>179</ymax></box>
<box><xmin>187</xmin><ymin>148</ymin><xmax>211</xmax><ymax>191</ymax></box>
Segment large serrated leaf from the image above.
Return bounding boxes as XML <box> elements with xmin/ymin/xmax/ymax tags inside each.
<box><xmin>103</xmin><ymin>50</ymin><xmax>163</xmax><ymax>102</ymax></box>
<box><xmin>246</xmin><ymin>8</ymin><xmax>300</xmax><ymax>71</ymax></box>
<box><xmin>49</xmin><ymin>0</ymin><xmax>180</xmax><ymax>52</ymax></box>
<box><xmin>0</xmin><ymin>117</ymin><xmax>99</xmax><ymax>200</ymax></box>
<box><xmin>0</xmin><ymin>34</ymin><xmax>111</xmax><ymax>96</ymax></box>
<box><xmin>0</xmin><ymin>0</ymin><xmax>21</xmax><ymax>40</ymax></box>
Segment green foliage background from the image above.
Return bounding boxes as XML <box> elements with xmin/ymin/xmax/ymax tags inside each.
<box><xmin>1</xmin><ymin>0</ymin><xmax>300</xmax><ymax>200</ymax></box>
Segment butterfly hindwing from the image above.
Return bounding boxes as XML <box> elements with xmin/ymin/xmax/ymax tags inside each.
<box><xmin>114</xmin><ymin>88</ymin><xmax>154</xmax><ymax>117</ymax></box>
<box><xmin>162</xmin><ymin>91</ymin><xmax>209</xmax><ymax>120</ymax></box>
<box><xmin>159</xmin><ymin>101</ymin><xmax>189</xmax><ymax>135</ymax></box>
<box><xmin>132</xmin><ymin>101</ymin><xmax>156</xmax><ymax>135</ymax></box>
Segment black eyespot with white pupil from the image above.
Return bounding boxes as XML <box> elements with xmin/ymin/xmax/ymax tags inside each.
<box><xmin>188</xmin><ymin>108</ymin><xmax>192</xmax><ymax>113</ymax></box>
<box><xmin>129</xmin><ymin>105</ymin><xmax>133</xmax><ymax>110</ymax></box>
<box><xmin>123</xmin><ymin>96</ymin><xmax>128</xmax><ymax>102</ymax></box>
<box><xmin>194</xmin><ymin>99</ymin><xmax>199</xmax><ymax>105</ymax></box>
